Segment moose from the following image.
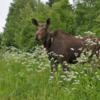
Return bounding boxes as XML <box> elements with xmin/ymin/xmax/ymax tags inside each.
<box><xmin>31</xmin><ymin>18</ymin><xmax>100</xmax><ymax>73</ymax></box>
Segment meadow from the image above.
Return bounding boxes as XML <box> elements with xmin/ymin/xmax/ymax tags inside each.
<box><xmin>1</xmin><ymin>33</ymin><xmax>100</xmax><ymax>100</ymax></box>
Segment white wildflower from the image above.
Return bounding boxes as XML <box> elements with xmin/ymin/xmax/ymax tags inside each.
<box><xmin>59</xmin><ymin>81</ymin><xmax>63</xmax><ymax>83</ymax></box>
<box><xmin>74</xmin><ymin>53</ymin><xmax>78</xmax><ymax>57</ymax></box>
<box><xmin>44</xmin><ymin>48</ymin><xmax>46</xmax><ymax>51</ymax></box>
<box><xmin>65</xmin><ymin>63</ymin><xmax>68</xmax><ymax>66</ymax></box>
<box><xmin>95</xmin><ymin>72</ymin><xmax>98</xmax><ymax>74</ymax></box>
<box><xmin>70</xmin><ymin>48</ymin><xmax>74</xmax><ymax>51</ymax></box>
<box><xmin>74</xmin><ymin>72</ymin><xmax>78</xmax><ymax>74</ymax></box>
<box><xmin>98</xmin><ymin>41</ymin><xmax>100</xmax><ymax>45</ymax></box>
<box><xmin>75</xmin><ymin>36</ymin><xmax>79</xmax><ymax>38</ymax></box>
<box><xmin>27</xmin><ymin>68</ymin><xmax>33</xmax><ymax>71</ymax></box>
<box><xmin>72</xmin><ymin>76</ymin><xmax>77</xmax><ymax>78</ymax></box>
<box><xmin>80</xmin><ymin>37</ymin><xmax>83</xmax><ymax>39</ymax></box>
<box><xmin>84</xmin><ymin>74</ymin><xmax>87</xmax><ymax>76</ymax></box>
<box><xmin>63</xmin><ymin>61</ymin><xmax>67</xmax><ymax>64</ymax></box>
<box><xmin>84</xmin><ymin>67</ymin><xmax>87</xmax><ymax>69</ymax></box>
<box><xmin>51</xmin><ymin>58</ymin><xmax>54</xmax><ymax>61</ymax></box>
<box><xmin>73</xmin><ymin>80</ymin><xmax>80</xmax><ymax>84</ymax></box>
<box><xmin>72</xmin><ymin>88</ymin><xmax>77</xmax><ymax>90</ymax></box>
<box><xmin>63</xmin><ymin>78</ymin><xmax>67</xmax><ymax>80</ymax></box>
<box><xmin>67</xmin><ymin>78</ymin><xmax>72</xmax><ymax>81</ymax></box>
<box><xmin>96</xmin><ymin>51</ymin><xmax>98</xmax><ymax>54</ymax></box>
<box><xmin>78</xmin><ymin>47</ymin><xmax>82</xmax><ymax>51</ymax></box>
<box><xmin>59</xmin><ymin>55</ymin><xmax>64</xmax><ymax>58</ymax></box>
<box><xmin>80</xmin><ymin>71</ymin><xmax>84</xmax><ymax>74</ymax></box>
<box><xmin>63</xmin><ymin>71</ymin><xmax>69</xmax><ymax>74</ymax></box>
<box><xmin>50</xmin><ymin>76</ymin><xmax>54</xmax><ymax>79</ymax></box>
<box><xmin>61</xmin><ymin>75</ymin><xmax>66</xmax><ymax>78</ymax></box>
<box><xmin>96</xmin><ymin>75</ymin><xmax>99</xmax><ymax>79</ymax></box>
<box><xmin>54</xmin><ymin>60</ymin><xmax>58</xmax><ymax>63</ymax></box>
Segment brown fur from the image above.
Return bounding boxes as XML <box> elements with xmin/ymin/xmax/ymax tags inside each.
<box><xmin>31</xmin><ymin>18</ymin><xmax>100</xmax><ymax>72</ymax></box>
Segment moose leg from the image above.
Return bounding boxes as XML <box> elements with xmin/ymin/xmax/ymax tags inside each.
<box><xmin>60</xmin><ymin>59</ymin><xmax>69</xmax><ymax>71</ymax></box>
<box><xmin>51</xmin><ymin>62</ymin><xmax>58</xmax><ymax>73</ymax></box>
<box><xmin>51</xmin><ymin>61</ymin><xmax>58</xmax><ymax>75</ymax></box>
<box><xmin>62</xmin><ymin>63</ymin><xmax>69</xmax><ymax>71</ymax></box>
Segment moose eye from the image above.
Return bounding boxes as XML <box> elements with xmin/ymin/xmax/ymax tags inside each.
<box><xmin>44</xmin><ymin>28</ymin><xmax>47</xmax><ymax>30</ymax></box>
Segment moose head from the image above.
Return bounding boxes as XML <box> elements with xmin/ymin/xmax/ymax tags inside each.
<box><xmin>31</xmin><ymin>18</ymin><xmax>51</xmax><ymax>41</ymax></box>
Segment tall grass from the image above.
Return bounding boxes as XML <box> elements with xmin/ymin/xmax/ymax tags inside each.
<box><xmin>0</xmin><ymin>31</ymin><xmax>100</xmax><ymax>100</ymax></box>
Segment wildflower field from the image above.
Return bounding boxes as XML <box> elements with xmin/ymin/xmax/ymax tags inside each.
<box><xmin>1</xmin><ymin>33</ymin><xmax>100</xmax><ymax>100</ymax></box>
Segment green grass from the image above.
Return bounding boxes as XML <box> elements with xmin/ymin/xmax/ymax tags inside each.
<box><xmin>0</xmin><ymin>46</ymin><xmax>100</xmax><ymax>100</ymax></box>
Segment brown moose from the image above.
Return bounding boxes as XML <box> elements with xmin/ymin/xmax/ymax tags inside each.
<box><xmin>31</xmin><ymin>18</ymin><xmax>100</xmax><ymax>72</ymax></box>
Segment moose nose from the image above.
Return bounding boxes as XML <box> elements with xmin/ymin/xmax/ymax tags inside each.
<box><xmin>34</xmin><ymin>34</ymin><xmax>40</xmax><ymax>41</ymax></box>
<box><xmin>34</xmin><ymin>34</ymin><xmax>37</xmax><ymax>39</ymax></box>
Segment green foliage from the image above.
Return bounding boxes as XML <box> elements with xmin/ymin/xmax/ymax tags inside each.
<box><xmin>0</xmin><ymin>34</ymin><xmax>3</xmax><ymax>44</ymax></box>
<box><xmin>46</xmin><ymin>0</ymin><xmax>61</xmax><ymax>7</ymax></box>
<box><xmin>3</xmin><ymin>0</ymin><xmax>74</xmax><ymax>49</ymax></box>
<box><xmin>14</xmin><ymin>3</ymin><xmax>40</xmax><ymax>49</ymax></box>
<box><xmin>0</xmin><ymin>34</ymin><xmax>3</xmax><ymax>49</ymax></box>
<box><xmin>1</xmin><ymin>0</ymin><xmax>100</xmax><ymax>99</ymax></box>
<box><xmin>0</xmin><ymin>46</ymin><xmax>100</xmax><ymax>99</ymax></box>
<box><xmin>93</xmin><ymin>14</ymin><xmax>100</xmax><ymax>36</ymax></box>
<box><xmin>75</xmin><ymin>0</ymin><xmax>100</xmax><ymax>35</ymax></box>
<box><xmin>3</xmin><ymin>0</ymin><xmax>100</xmax><ymax>49</ymax></box>
<box><xmin>3</xmin><ymin>0</ymin><xmax>37</xmax><ymax>48</ymax></box>
<box><xmin>50</xmin><ymin>0</ymin><xmax>74</xmax><ymax>34</ymax></box>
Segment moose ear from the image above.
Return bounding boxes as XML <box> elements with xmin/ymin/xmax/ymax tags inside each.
<box><xmin>31</xmin><ymin>18</ymin><xmax>39</xmax><ymax>26</ymax></box>
<box><xmin>46</xmin><ymin>18</ymin><xmax>51</xmax><ymax>26</ymax></box>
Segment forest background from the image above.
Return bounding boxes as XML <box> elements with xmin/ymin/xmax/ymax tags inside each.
<box><xmin>0</xmin><ymin>0</ymin><xmax>100</xmax><ymax>50</ymax></box>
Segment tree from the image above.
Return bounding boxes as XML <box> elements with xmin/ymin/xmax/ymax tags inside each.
<box><xmin>3</xmin><ymin>0</ymin><xmax>37</xmax><ymax>47</ymax></box>
<box><xmin>46</xmin><ymin>0</ymin><xmax>61</xmax><ymax>7</ymax></box>
<box><xmin>74</xmin><ymin>0</ymin><xmax>100</xmax><ymax>35</ymax></box>
<box><xmin>0</xmin><ymin>34</ymin><xmax>3</xmax><ymax>49</ymax></box>
<box><xmin>49</xmin><ymin>0</ymin><xmax>74</xmax><ymax>34</ymax></box>
<box><xmin>15</xmin><ymin>2</ymin><xmax>50</xmax><ymax>49</ymax></box>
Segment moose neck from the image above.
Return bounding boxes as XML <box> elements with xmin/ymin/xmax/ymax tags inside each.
<box><xmin>42</xmin><ymin>30</ymin><xmax>52</xmax><ymax>51</ymax></box>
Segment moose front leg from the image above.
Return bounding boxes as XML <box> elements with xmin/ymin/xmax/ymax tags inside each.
<box><xmin>50</xmin><ymin>61</ymin><xmax>58</xmax><ymax>76</ymax></box>
<box><xmin>60</xmin><ymin>59</ymin><xmax>69</xmax><ymax>71</ymax></box>
<box><xmin>62</xmin><ymin>62</ymin><xmax>69</xmax><ymax>71</ymax></box>
<box><xmin>48</xmin><ymin>53</ymin><xmax>58</xmax><ymax>74</ymax></box>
